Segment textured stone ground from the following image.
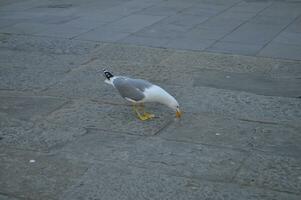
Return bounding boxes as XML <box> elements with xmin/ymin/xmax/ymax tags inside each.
<box><xmin>0</xmin><ymin>0</ymin><xmax>301</xmax><ymax>200</ymax></box>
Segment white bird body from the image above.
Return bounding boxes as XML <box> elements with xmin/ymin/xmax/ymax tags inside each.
<box><xmin>143</xmin><ymin>85</ymin><xmax>177</xmax><ymax>105</ymax></box>
<box><xmin>103</xmin><ymin>70</ymin><xmax>182</xmax><ymax>119</ymax></box>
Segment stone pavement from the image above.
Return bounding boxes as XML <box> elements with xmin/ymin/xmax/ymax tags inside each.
<box><xmin>0</xmin><ymin>0</ymin><xmax>301</xmax><ymax>200</ymax></box>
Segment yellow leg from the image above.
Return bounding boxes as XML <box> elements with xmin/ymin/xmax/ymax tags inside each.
<box><xmin>139</xmin><ymin>104</ymin><xmax>155</xmax><ymax>119</ymax></box>
<box><xmin>133</xmin><ymin>104</ymin><xmax>154</xmax><ymax>120</ymax></box>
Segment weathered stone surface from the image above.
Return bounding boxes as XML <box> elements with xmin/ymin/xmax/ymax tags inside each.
<box><xmin>0</xmin><ymin>49</ymin><xmax>89</xmax><ymax>91</ymax></box>
<box><xmin>92</xmin><ymin>42</ymin><xmax>174</xmax><ymax>65</ymax></box>
<box><xmin>0</xmin><ymin>113</ymin><xmax>34</xmax><ymax>145</ymax></box>
<box><xmin>1</xmin><ymin>120</ymin><xmax>87</xmax><ymax>152</ymax></box>
<box><xmin>161</xmin><ymin>113</ymin><xmax>301</xmax><ymax>158</ymax></box>
<box><xmin>0</xmin><ymin>34</ymin><xmax>104</xmax><ymax>55</ymax></box>
<box><xmin>0</xmin><ymin>194</ymin><xmax>21</xmax><ymax>200</ymax></box>
<box><xmin>59</xmin><ymin>163</ymin><xmax>300</xmax><ymax>200</ymax></box>
<box><xmin>46</xmin><ymin>99</ymin><xmax>171</xmax><ymax>136</ymax></box>
<box><xmin>60</xmin><ymin>129</ymin><xmax>247</xmax><ymax>181</ymax></box>
<box><xmin>101</xmin><ymin>14</ymin><xmax>164</xmax><ymax>33</ymax></box>
<box><xmin>259</xmin><ymin>42</ymin><xmax>301</xmax><ymax>61</ymax></box>
<box><xmin>235</xmin><ymin>152</ymin><xmax>301</xmax><ymax>194</ymax></box>
<box><xmin>178</xmin><ymin>86</ymin><xmax>301</xmax><ymax>125</ymax></box>
<box><xmin>1</xmin><ymin>0</ymin><xmax>301</xmax><ymax>199</ymax></box>
<box><xmin>208</xmin><ymin>41</ymin><xmax>263</xmax><ymax>56</ymax></box>
<box><xmin>0</xmin><ymin>95</ymin><xmax>68</xmax><ymax>121</ymax></box>
<box><xmin>0</xmin><ymin>148</ymin><xmax>88</xmax><ymax>200</ymax></box>
<box><xmin>160</xmin><ymin>50</ymin><xmax>301</xmax><ymax>76</ymax></box>
<box><xmin>192</xmin><ymin>69</ymin><xmax>301</xmax><ymax>98</ymax></box>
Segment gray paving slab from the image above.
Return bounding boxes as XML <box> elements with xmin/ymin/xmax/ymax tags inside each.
<box><xmin>192</xmin><ymin>69</ymin><xmax>301</xmax><ymax>97</ymax></box>
<box><xmin>185</xmin><ymin>27</ymin><xmax>232</xmax><ymax>40</ymax></box>
<box><xmin>25</xmin><ymin>4</ymin><xmax>77</xmax><ymax>17</ymax></box>
<box><xmin>45</xmin><ymin>99</ymin><xmax>172</xmax><ymax>136</ymax></box>
<box><xmin>0</xmin><ymin>22</ymin><xmax>50</xmax><ymax>34</ymax></box>
<box><xmin>0</xmin><ymin>10</ymin><xmax>46</xmax><ymax>21</ymax></box>
<box><xmin>0</xmin><ymin>0</ymin><xmax>23</xmax><ymax>7</ymax></box>
<box><xmin>1</xmin><ymin>0</ymin><xmax>301</xmax><ymax>199</ymax></box>
<box><xmin>0</xmin><ymin>115</ymin><xmax>86</xmax><ymax>152</ymax></box>
<box><xmin>77</xmin><ymin>0</ymin><xmax>125</xmax><ymax>12</ymax></box>
<box><xmin>157</xmin><ymin>0</ymin><xmax>196</xmax><ymax>9</ymax></box>
<box><xmin>0</xmin><ymin>194</ymin><xmax>21</xmax><ymax>200</ymax></box>
<box><xmin>0</xmin><ymin>147</ymin><xmax>88</xmax><ymax>200</ymax></box>
<box><xmin>0</xmin><ymin>0</ymin><xmax>300</xmax><ymax>60</ymax></box>
<box><xmin>0</xmin><ymin>0</ymin><xmax>45</xmax><ymax>12</ymax></box>
<box><xmin>78</xmin><ymin>12</ymin><xmax>124</xmax><ymax>24</ymax></box>
<box><xmin>259</xmin><ymin>42</ymin><xmax>301</xmax><ymax>61</ymax></box>
<box><xmin>216</xmin><ymin>10</ymin><xmax>257</xmax><ymax>21</ymax></box>
<box><xmin>161</xmin><ymin>113</ymin><xmax>301</xmax><ymax>158</ymax></box>
<box><xmin>160</xmin><ymin>50</ymin><xmax>301</xmax><ymax>75</ymax></box>
<box><xmin>249</xmin><ymin>14</ymin><xmax>296</xmax><ymax>26</ymax></box>
<box><xmin>0</xmin><ymin>49</ymin><xmax>91</xmax><ymax>91</ymax></box>
<box><xmin>197</xmin><ymin>16</ymin><xmax>245</xmax><ymax>32</ymax></box>
<box><xmin>60</xmin><ymin>163</ymin><xmax>300</xmax><ymax>200</ymax></box>
<box><xmin>260</xmin><ymin>2</ymin><xmax>301</xmax><ymax>18</ymax></box>
<box><xmin>135</xmin><ymin>5</ymin><xmax>183</xmax><ymax>16</ymax></box>
<box><xmin>221</xmin><ymin>23</ymin><xmax>285</xmax><ymax>45</ymax></box>
<box><xmin>52</xmin><ymin>17</ymin><xmax>106</xmax><ymax>29</ymax></box>
<box><xmin>235</xmin><ymin>152</ymin><xmax>301</xmax><ymax>194</ymax></box>
<box><xmin>0</xmin><ymin>95</ymin><xmax>67</xmax><ymax>121</ymax></box>
<box><xmin>0</xmin><ymin>113</ymin><xmax>34</xmax><ymax>146</ymax></box>
<box><xmin>286</xmin><ymin>16</ymin><xmax>301</xmax><ymax>33</ymax></box>
<box><xmin>157</xmin><ymin>13</ymin><xmax>209</xmax><ymax>28</ymax></box>
<box><xmin>91</xmin><ymin>42</ymin><xmax>174</xmax><ymax>65</ymax></box>
<box><xmin>76</xmin><ymin>28</ymin><xmax>130</xmax><ymax>42</ymax></box>
<box><xmin>165</xmin><ymin>37</ymin><xmax>215</xmax><ymax>51</ymax></box>
<box><xmin>60</xmin><ymin>129</ymin><xmax>247</xmax><ymax>181</ymax></box>
<box><xmin>119</xmin><ymin>34</ymin><xmax>170</xmax><ymax>48</ymax></box>
<box><xmin>180</xmin><ymin>3</ymin><xmax>230</xmax><ymax>16</ymax></box>
<box><xmin>134</xmin><ymin>22</ymin><xmax>190</xmax><ymax>39</ymax></box>
<box><xmin>0</xmin><ymin>18</ymin><xmax>23</xmax><ymax>29</ymax></box>
<box><xmin>88</xmin><ymin>0</ymin><xmax>153</xmax><ymax>18</ymax></box>
<box><xmin>34</xmin><ymin>24</ymin><xmax>92</xmax><ymax>39</ymax></box>
<box><xmin>177</xmin><ymin>86</ymin><xmax>301</xmax><ymax>125</ymax></box>
<box><xmin>207</xmin><ymin>41</ymin><xmax>263</xmax><ymax>56</ymax></box>
<box><xmin>0</xmin><ymin>34</ymin><xmax>103</xmax><ymax>55</ymax></box>
<box><xmin>34</xmin><ymin>15</ymin><xmax>80</xmax><ymax>25</ymax></box>
<box><xmin>102</xmin><ymin>14</ymin><xmax>164</xmax><ymax>33</ymax></box>
<box><xmin>0</xmin><ymin>13</ymin><xmax>55</xmax><ymax>29</ymax></box>
<box><xmin>273</xmin><ymin>31</ymin><xmax>301</xmax><ymax>46</ymax></box>
<box><xmin>226</xmin><ymin>1</ymin><xmax>271</xmax><ymax>13</ymax></box>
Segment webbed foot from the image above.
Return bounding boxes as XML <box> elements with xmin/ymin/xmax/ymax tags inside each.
<box><xmin>133</xmin><ymin>104</ymin><xmax>155</xmax><ymax>121</ymax></box>
<box><xmin>142</xmin><ymin>112</ymin><xmax>155</xmax><ymax>119</ymax></box>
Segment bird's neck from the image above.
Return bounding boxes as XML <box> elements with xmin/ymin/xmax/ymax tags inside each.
<box><xmin>104</xmin><ymin>76</ymin><xmax>117</xmax><ymax>86</ymax></box>
<box><xmin>144</xmin><ymin>85</ymin><xmax>176</xmax><ymax>106</ymax></box>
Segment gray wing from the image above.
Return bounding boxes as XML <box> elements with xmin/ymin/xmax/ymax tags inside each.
<box><xmin>113</xmin><ymin>77</ymin><xmax>152</xmax><ymax>102</ymax></box>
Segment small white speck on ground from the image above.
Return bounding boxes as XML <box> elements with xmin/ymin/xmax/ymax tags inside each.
<box><xmin>215</xmin><ymin>133</ymin><xmax>221</xmax><ymax>136</ymax></box>
<box><xmin>29</xmin><ymin>159</ymin><xmax>35</xmax><ymax>163</ymax></box>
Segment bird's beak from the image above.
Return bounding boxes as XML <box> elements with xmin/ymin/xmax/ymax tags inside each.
<box><xmin>176</xmin><ymin>108</ymin><xmax>182</xmax><ymax>118</ymax></box>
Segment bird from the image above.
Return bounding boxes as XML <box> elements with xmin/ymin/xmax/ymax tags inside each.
<box><xmin>103</xmin><ymin>69</ymin><xmax>182</xmax><ymax>120</ymax></box>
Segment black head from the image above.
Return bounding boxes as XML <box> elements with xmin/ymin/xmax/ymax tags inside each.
<box><xmin>103</xmin><ymin>69</ymin><xmax>114</xmax><ymax>80</ymax></box>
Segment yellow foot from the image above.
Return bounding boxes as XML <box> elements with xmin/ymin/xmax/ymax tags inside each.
<box><xmin>138</xmin><ymin>113</ymin><xmax>155</xmax><ymax>121</ymax></box>
<box><xmin>143</xmin><ymin>112</ymin><xmax>155</xmax><ymax>119</ymax></box>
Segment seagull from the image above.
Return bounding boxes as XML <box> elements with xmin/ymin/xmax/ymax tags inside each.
<box><xmin>103</xmin><ymin>69</ymin><xmax>182</xmax><ymax>120</ymax></box>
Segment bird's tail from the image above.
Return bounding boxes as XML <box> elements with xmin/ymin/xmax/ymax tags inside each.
<box><xmin>103</xmin><ymin>69</ymin><xmax>114</xmax><ymax>80</ymax></box>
